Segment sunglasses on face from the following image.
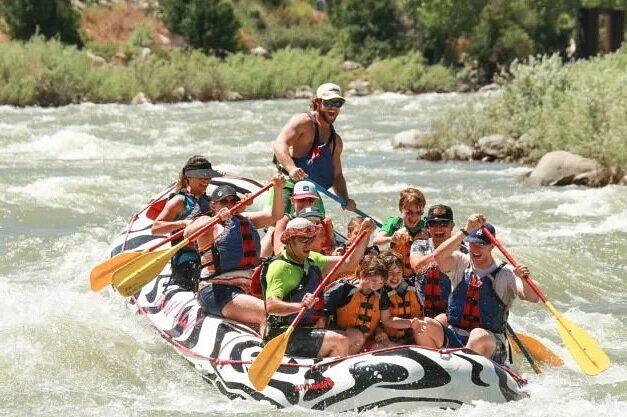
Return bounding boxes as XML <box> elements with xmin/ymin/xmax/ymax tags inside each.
<box><xmin>294</xmin><ymin>235</ymin><xmax>315</xmax><ymax>244</ymax></box>
<box><xmin>217</xmin><ymin>197</ymin><xmax>240</xmax><ymax>205</ymax></box>
<box><xmin>322</xmin><ymin>100</ymin><xmax>344</xmax><ymax>108</ymax></box>
<box><xmin>428</xmin><ymin>220</ymin><xmax>452</xmax><ymax>227</ymax></box>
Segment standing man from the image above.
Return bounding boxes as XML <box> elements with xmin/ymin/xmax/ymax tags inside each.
<box><xmin>272</xmin><ymin>82</ymin><xmax>356</xmax><ymax>213</ymax></box>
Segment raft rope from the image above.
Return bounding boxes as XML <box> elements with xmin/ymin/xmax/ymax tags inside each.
<box><xmin>120</xmin><ymin>183</ymin><xmax>176</xmax><ymax>252</ymax></box>
<box><xmin>119</xmin><ymin>176</ymin><xmax>526</xmax><ymax>387</ymax></box>
<box><xmin>130</xmin><ymin>287</ymin><xmax>525</xmax><ymax>386</ymax></box>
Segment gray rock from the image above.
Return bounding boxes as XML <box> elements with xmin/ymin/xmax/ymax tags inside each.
<box><xmin>341</xmin><ymin>60</ymin><xmax>363</xmax><ymax>72</ymax></box>
<box><xmin>525</xmin><ymin>151</ymin><xmax>600</xmax><ymax>186</ymax></box>
<box><xmin>86</xmin><ymin>51</ymin><xmax>106</xmax><ymax>66</ymax></box>
<box><xmin>250</xmin><ymin>46</ymin><xmax>270</xmax><ymax>59</ymax></box>
<box><xmin>417</xmin><ymin>148</ymin><xmax>444</xmax><ymax>161</ymax></box>
<box><xmin>172</xmin><ymin>87</ymin><xmax>186</xmax><ymax>101</ymax></box>
<box><xmin>346</xmin><ymin>79</ymin><xmax>370</xmax><ymax>96</ymax></box>
<box><xmin>476</xmin><ymin>134</ymin><xmax>520</xmax><ymax>160</ymax></box>
<box><xmin>444</xmin><ymin>144</ymin><xmax>474</xmax><ymax>161</ymax></box>
<box><xmin>131</xmin><ymin>92</ymin><xmax>150</xmax><ymax>105</ymax></box>
<box><xmin>572</xmin><ymin>166</ymin><xmax>624</xmax><ymax>187</ymax></box>
<box><xmin>223</xmin><ymin>90</ymin><xmax>243</xmax><ymax>101</ymax></box>
<box><xmin>479</xmin><ymin>83</ymin><xmax>501</xmax><ymax>92</ymax></box>
<box><xmin>391</xmin><ymin>130</ymin><xmax>434</xmax><ymax>148</ymax></box>
<box><xmin>139</xmin><ymin>47</ymin><xmax>151</xmax><ymax>60</ymax></box>
<box><xmin>286</xmin><ymin>85</ymin><xmax>313</xmax><ymax>99</ymax></box>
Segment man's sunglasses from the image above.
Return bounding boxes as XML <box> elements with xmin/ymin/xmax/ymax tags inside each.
<box><xmin>294</xmin><ymin>235</ymin><xmax>315</xmax><ymax>244</ymax></box>
<box><xmin>322</xmin><ymin>100</ymin><xmax>344</xmax><ymax>108</ymax></box>
<box><xmin>427</xmin><ymin>220</ymin><xmax>452</xmax><ymax>227</ymax></box>
<box><xmin>218</xmin><ymin>197</ymin><xmax>240</xmax><ymax>205</ymax></box>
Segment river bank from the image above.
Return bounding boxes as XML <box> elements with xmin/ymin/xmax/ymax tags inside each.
<box><xmin>0</xmin><ymin>37</ymin><xmax>457</xmax><ymax>107</ymax></box>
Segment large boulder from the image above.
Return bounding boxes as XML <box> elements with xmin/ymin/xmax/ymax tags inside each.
<box><xmin>444</xmin><ymin>144</ymin><xmax>474</xmax><ymax>161</ymax></box>
<box><xmin>525</xmin><ymin>151</ymin><xmax>603</xmax><ymax>186</ymax></box>
<box><xmin>345</xmin><ymin>79</ymin><xmax>370</xmax><ymax>96</ymax></box>
<box><xmin>391</xmin><ymin>130</ymin><xmax>434</xmax><ymax>148</ymax></box>
<box><xmin>341</xmin><ymin>60</ymin><xmax>363</xmax><ymax>72</ymax></box>
<box><xmin>286</xmin><ymin>85</ymin><xmax>313</xmax><ymax>99</ymax></box>
<box><xmin>475</xmin><ymin>134</ymin><xmax>521</xmax><ymax>161</ymax></box>
<box><xmin>417</xmin><ymin>148</ymin><xmax>444</xmax><ymax>161</ymax></box>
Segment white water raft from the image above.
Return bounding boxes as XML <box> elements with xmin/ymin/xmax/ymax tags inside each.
<box><xmin>107</xmin><ymin>175</ymin><xmax>527</xmax><ymax>411</ymax></box>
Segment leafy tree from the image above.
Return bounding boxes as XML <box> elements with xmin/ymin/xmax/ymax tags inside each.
<box><xmin>160</xmin><ymin>0</ymin><xmax>240</xmax><ymax>55</ymax></box>
<box><xmin>0</xmin><ymin>0</ymin><xmax>83</xmax><ymax>46</ymax></box>
<box><xmin>470</xmin><ymin>0</ymin><xmax>578</xmax><ymax>80</ymax></box>
<box><xmin>415</xmin><ymin>0</ymin><xmax>486</xmax><ymax>65</ymax></box>
<box><xmin>329</xmin><ymin>0</ymin><xmax>410</xmax><ymax>63</ymax></box>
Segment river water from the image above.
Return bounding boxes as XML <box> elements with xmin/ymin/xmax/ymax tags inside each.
<box><xmin>1</xmin><ymin>93</ymin><xmax>625</xmax><ymax>416</ymax></box>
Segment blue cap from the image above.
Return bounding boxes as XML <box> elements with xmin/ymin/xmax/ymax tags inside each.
<box><xmin>464</xmin><ymin>223</ymin><xmax>495</xmax><ymax>245</ymax></box>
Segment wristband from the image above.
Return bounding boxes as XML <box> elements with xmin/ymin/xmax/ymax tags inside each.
<box><xmin>460</xmin><ymin>228</ymin><xmax>469</xmax><ymax>236</ymax></box>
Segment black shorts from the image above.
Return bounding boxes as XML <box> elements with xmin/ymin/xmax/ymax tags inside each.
<box><xmin>197</xmin><ymin>283</ymin><xmax>245</xmax><ymax>317</ymax></box>
<box><xmin>285</xmin><ymin>328</ymin><xmax>328</xmax><ymax>358</ymax></box>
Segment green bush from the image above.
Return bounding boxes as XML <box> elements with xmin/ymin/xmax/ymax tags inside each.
<box><xmin>1</xmin><ymin>0</ymin><xmax>83</xmax><ymax>46</ymax></box>
<box><xmin>0</xmin><ymin>39</ymin><xmax>346</xmax><ymax>105</ymax></box>
<box><xmin>220</xmin><ymin>47</ymin><xmax>342</xmax><ymax>98</ymax></box>
<box><xmin>160</xmin><ymin>0</ymin><xmax>240</xmax><ymax>55</ymax></box>
<box><xmin>431</xmin><ymin>49</ymin><xmax>627</xmax><ymax>167</ymax></box>
<box><xmin>256</xmin><ymin>24</ymin><xmax>335</xmax><ymax>52</ymax></box>
<box><xmin>368</xmin><ymin>52</ymin><xmax>455</xmax><ymax>93</ymax></box>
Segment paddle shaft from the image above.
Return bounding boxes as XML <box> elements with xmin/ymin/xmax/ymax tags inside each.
<box><xmin>185</xmin><ymin>182</ymin><xmax>273</xmax><ymax>244</ymax></box>
<box><xmin>288</xmin><ymin>230</ymin><xmax>369</xmax><ymax>329</ymax></box>
<box><xmin>482</xmin><ymin>227</ymin><xmax>547</xmax><ymax>302</ymax></box>
<box><xmin>142</xmin><ymin>182</ymin><xmax>273</xmax><ymax>253</ymax></box>
<box><xmin>507</xmin><ymin>323</ymin><xmax>542</xmax><ymax>374</ymax></box>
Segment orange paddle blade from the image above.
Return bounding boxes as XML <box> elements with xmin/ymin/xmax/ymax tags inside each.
<box><xmin>510</xmin><ymin>332</ymin><xmax>564</xmax><ymax>367</ymax></box>
<box><xmin>90</xmin><ymin>252</ymin><xmax>143</xmax><ymax>292</ymax></box>
<box><xmin>248</xmin><ymin>327</ymin><xmax>294</xmax><ymax>391</ymax></box>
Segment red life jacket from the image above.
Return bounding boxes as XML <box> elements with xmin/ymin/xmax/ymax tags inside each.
<box><xmin>421</xmin><ymin>265</ymin><xmax>449</xmax><ymax>318</ymax></box>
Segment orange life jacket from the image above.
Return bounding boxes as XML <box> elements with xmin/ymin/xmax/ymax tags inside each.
<box><xmin>335</xmin><ymin>286</ymin><xmax>381</xmax><ymax>336</ymax></box>
<box><xmin>383</xmin><ymin>280</ymin><xmax>423</xmax><ymax>339</ymax></box>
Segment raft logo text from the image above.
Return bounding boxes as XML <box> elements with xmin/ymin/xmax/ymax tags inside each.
<box><xmin>294</xmin><ymin>377</ymin><xmax>335</xmax><ymax>392</ymax></box>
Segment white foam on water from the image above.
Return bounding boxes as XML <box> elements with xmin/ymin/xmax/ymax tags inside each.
<box><xmin>350</xmin><ymin>180</ymin><xmax>439</xmax><ymax>195</ymax></box>
<box><xmin>1</xmin><ymin>129</ymin><xmax>147</xmax><ymax>160</ymax></box>
<box><xmin>434</xmin><ymin>165</ymin><xmax>532</xmax><ymax>177</ymax></box>
<box><xmin>534</xmin><ymin>210</ymin><xmax>627</xmax><ymax>238</ymax></box>
<box><xmin>6</xmin><ymin>176</ymin><xmax>116</xmax><ymax>213</ymax></box>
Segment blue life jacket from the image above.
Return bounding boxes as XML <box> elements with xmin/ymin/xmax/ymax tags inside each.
<box><xmin>447</xmin><ymin>262</ymin><xmax>508</xmax><ymax>334</ymax></box>
<box><xmin>170</xmin><ymin>190</ymin><xmax>210</xmax><ymax>265</ymax></box>
<box><xmin>202</xmin><ymin>214</ymin><xmax>261</xmax><ymax>276</ymax></box>
<box><xmin>291</xmin><ymin>112</ymin><xmax>337</xmax><ymax>189</ymax></box>
<box><xmin>167</xmin><ymin>190</ymin><xmax>210</xmax><ymax>291</ymax></box>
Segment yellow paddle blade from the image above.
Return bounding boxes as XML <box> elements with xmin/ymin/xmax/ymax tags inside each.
<box><xmin>545</xmin><ymin>302</ymin><xmax>610</xmax><ymax>376</ymax></box>
<box><xmin>111</xmin><ymin>242</ymin><xmax>184</xmax><ymax>297</ymax></box>
<box><xmin>248</xmin><ymin>326</ymin><xmax>294</xmax><ymax>391</ymax></box>
<box><xmin>90</xmin><ymin>252</ymin><xmax>143</xmax><ymax>292</ymax></box>
<box><xmin>509</xmin><ymin>332</ymin><xmax>564</xmax><ymax>367</ymax></box>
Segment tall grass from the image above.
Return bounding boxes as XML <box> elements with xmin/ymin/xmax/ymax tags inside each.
<box><xmin>432</xmin><ymin>49</ymin><xmax>627</xmax><ymax>167</ymax></box>
<box><xmin>0</xmin><ymin>38</ymin><xmax>460</xmax><ymax>106</ymax></box>
<box><xmin>368</xmin><ymin>52</ymin><xmax>456</xmax><ymax>93</ymax></box>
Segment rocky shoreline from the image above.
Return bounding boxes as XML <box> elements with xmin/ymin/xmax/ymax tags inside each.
<box><xmin>392</xmin><ymin>130</ymin><xmax>627</xmax><ymax>187</ymax></box>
